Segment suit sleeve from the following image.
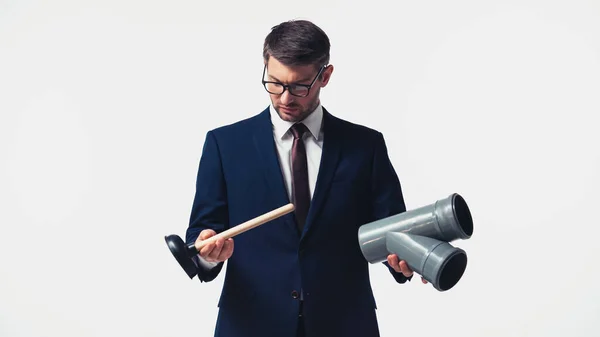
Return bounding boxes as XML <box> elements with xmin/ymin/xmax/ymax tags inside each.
<box><xmin>370</xmin><ymin>131</ymin><xmax>412</xmax><ymax>284</ymax></box>
<box><xmin>185</xmin><ymin>130</ymin><xmax>229</xmax><ymax>282</ymax></box>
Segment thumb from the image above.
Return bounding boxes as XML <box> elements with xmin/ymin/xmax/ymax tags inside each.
<box><xmin>199</xmin><ymin>229</ymin><xmax>216</xmax><ymax>240</ymax></box>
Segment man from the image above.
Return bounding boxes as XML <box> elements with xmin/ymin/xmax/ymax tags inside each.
<box><xmin>184</xmin><ymin>19</ymin><xmax>426</xmax><ymax>337</ymax></box>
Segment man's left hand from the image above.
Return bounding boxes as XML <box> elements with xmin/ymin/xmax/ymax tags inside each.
<box><xmin>387</xmin><ymin>254</ymin><xmax>428</xmax><ymax>284</ymax></box>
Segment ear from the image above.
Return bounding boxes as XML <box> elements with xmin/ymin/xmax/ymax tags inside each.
<box><xmin>319</xmin><ymin>65</ymin><xmax>334</xmax><ymax>87</ymax></box>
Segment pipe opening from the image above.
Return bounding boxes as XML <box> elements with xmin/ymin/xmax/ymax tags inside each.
<box><xmin>453</xmin><ymin>194</ymin><xmax>473</xmax><ymax>237</ymax></box>
<box><xmin>438</xmin><ymin>252</ymin><xmax>467</xmax><ymax>291</ymax></box>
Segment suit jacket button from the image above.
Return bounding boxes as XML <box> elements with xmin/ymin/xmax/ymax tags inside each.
<box><xmin>291</xmin><ymin>290</ymin><xmax>299</xmax><ymax>299</ymax></box>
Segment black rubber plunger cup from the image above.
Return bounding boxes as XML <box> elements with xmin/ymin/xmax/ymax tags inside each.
<box><xmin>165</xmin><ymin>203</ymin><xmax>295</xmax><ymax>279</ymax></box>
<box><xmin>164</xmin><ymin>234</ymin><xmax>199</xmax><ymax>278</ymax></box>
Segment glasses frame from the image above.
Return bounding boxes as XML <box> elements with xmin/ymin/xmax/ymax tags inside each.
<box><xmin>261</xmin><ymin>64</ymin><xmax>326</xmax><ymax>97</ymax></box>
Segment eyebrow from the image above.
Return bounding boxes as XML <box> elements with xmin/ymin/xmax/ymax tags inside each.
<box><xmin>268</xmin><ymin>74</ymin><xmax>313</xmax><ymax>84</ymax></box>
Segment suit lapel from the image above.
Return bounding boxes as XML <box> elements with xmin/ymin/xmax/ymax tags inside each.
<box><xmin>302</xmin><ymin>108</ymin><xmax>343</xmax><ymax>239</ymax></box>
<box><xmin>252</xmin><ymin>108</ymin><xmax>291</xmax><ymax>210</ymax></box>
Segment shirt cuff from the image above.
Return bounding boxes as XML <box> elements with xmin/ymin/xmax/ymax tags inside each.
<box><xmin>195</xmin><ymin>254</ymin><xmax>219</xmax><ymax>269</ymax></box>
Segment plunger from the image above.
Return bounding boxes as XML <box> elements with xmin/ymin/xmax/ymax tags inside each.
<box><xmin>165</xmin><ymin>203</ymin><xmax>295</xmax><ymax>278</ymax></box>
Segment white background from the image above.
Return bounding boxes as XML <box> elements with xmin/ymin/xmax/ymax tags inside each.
<box><xmin>1</xmin><ymin>1</ymin><xmax>599</xmax><ymax>336</ymax></box>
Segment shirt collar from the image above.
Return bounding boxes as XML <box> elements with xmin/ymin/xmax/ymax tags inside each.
<box><xmin>269</xmin><ymin>102</ymin><xmax>323</xmax><ymax>141</ymax></box>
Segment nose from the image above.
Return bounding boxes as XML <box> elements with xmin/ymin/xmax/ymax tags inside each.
<box><xmin>280</xmin><ymin>90</ymin><xmax>294</xmax><ymax>105</ymax></box>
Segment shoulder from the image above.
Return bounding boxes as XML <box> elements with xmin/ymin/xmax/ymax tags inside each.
<box><xmin>324</xmin><ymin>108</ymin><xmax>384</xmax><ymax>143</ymax></box>
<box><xmin>207</xmin><ymin>107</ymin><xmax>268</xmax><ymax>138</ymax></box>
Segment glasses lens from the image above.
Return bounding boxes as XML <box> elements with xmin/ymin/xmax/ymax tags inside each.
<box><xmin>264</xmin><ymin>82</ymin><xmax>283</xmax><ymax>94</ymax></box>
<box><xmin>289</xmin><ymin>86</ymin><xmax>309</xmax><ymax>97</ymax></box>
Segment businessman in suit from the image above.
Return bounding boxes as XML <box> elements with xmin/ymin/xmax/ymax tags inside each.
<box><xmin>184</xmin><ymin>19</ymin><xmax>426</xmax><ymax>337</ymax></box>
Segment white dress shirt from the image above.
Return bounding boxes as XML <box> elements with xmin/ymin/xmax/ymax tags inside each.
<box><xmin>270</xmin><ymin>103</ymin><xmax>324</xmax><ymax>203</ymax></box>
<box><xmin>196</xmin><ymin>103</ymin><xmax>325</xmax><ymax>269</ymax></box>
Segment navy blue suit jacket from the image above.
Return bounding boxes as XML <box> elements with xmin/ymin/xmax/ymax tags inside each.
<box><xmin>185</xmin><ymin>107</ymin><xmax>409</xmax><ymax>337</ymax></box>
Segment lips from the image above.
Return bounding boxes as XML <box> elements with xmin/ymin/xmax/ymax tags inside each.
<box><xmin>280</xmin><ymin>106</ymin><xmax>297</xmax><ymax>112</ymax></box>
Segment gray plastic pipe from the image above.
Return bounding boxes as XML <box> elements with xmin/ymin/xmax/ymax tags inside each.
<box><xmin>358</xmin><ymin>193</ymin><xmax>473</xmax><ymax>291</ymax></box>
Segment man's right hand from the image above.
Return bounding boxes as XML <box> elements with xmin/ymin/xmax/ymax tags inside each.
<box><xmin>196</xmin><ymin>229</ymin><xmax>234</xmax><ymax>263</ymax></box>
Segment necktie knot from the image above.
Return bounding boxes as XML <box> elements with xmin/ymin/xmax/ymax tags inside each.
<box><xmin>290</xmin><ymin>123</ymin><xmax>308</xmax><ymax>140</ymax></box>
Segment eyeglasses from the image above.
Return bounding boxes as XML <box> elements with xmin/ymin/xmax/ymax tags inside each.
<box><xmin>262</xmin><ymin>64</ymin><xmax>326</xmax><ymax>97</ymax></box>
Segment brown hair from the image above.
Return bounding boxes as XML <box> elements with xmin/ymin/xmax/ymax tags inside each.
<box><xmin>263</xmin><ymin>20</ymin><xmax>330</xmax><ymax>69</ymax></box>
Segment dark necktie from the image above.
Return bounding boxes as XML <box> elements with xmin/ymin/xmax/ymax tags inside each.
<box><xmin>290</xmin><ymin>123</ymin><xmax>310</xmax><ymax>232</ymax></box>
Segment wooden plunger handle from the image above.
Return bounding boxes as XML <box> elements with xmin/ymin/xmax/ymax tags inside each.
<box><xmin>195</xmin><ymin>203</ymin><xmax>295</xmax><ymax>251</ymax></box>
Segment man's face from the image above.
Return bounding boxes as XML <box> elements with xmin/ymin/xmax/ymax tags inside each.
<box><xmin>264</xmin><ymin>56</ymin><xmax>333</xmax><ymax>122</ymax></box>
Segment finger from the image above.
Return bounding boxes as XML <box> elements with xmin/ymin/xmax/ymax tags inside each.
<box><xmin>208</xmin><ymin>238</ymin><xmax>224</xmax><ymax>260</ymax></box>
<box><xmin>199</xmin><ymin>242</ymin><xmax>215</xmax><ymax>258</ymax></box>
<box><xmin>387</xmin><ymin>254</ymin><xmax>401</xmax><ymax>273</ymax></box>
<box><xmin>386</xmin><ymin>254</ymin><xmax>397</xmax><ymax>265</ymax></box>
<box><xmin>398</xmin><ymin>260</ymin><xmax>414</xmax><ymax>278</ymax></box>
<box><xmin>220</xmin><ymin>238</ymin><xmax>234</xmax><ymax>260</ymax></box>
<box><xmin>421</xmin><ymin>277</ymin><xmax>428</xmax><ymax>284</ymax></box>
